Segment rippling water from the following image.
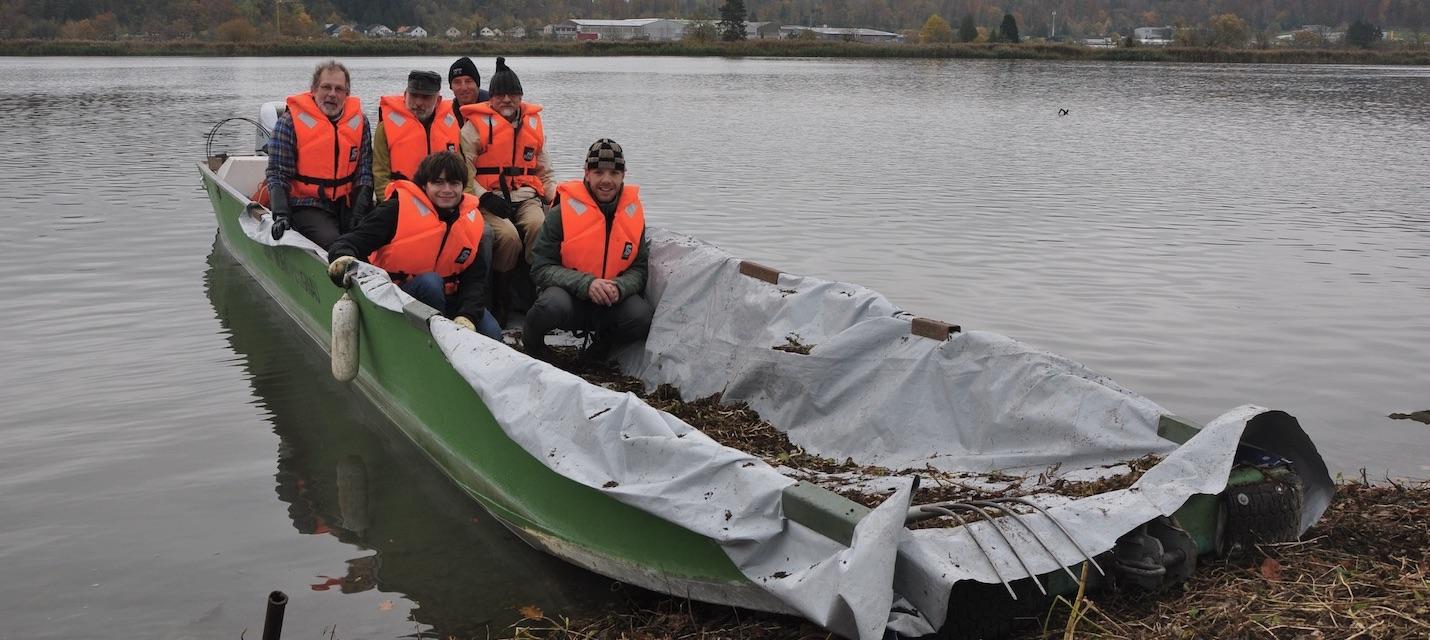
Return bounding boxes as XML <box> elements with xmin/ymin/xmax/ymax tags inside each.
<box><xmin>0</xmin><ymin>56</ymin><xmax>1426</xmax><ymax>638</ymax></box>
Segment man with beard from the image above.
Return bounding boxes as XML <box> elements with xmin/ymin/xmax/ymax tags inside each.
<box><xmin>523</xmin><ymin>139</ymin><xmax>652</xmax><ymax>364</ymax></box>
<box><xmin>459</xmin><ymin>57</ymin><xmax>555</xmax><ymax>321</ymax></box>
<box><xmin>372</xmin><ymin>70</ymin><xmax>460</xmax><ymax>202</ymax></box>
<box><xmin>326</xmin><ymin>151</ymin><xmax>502</xmax><ymax>340</ymax></box>
<box><xmin>447</xmin><ymin>56</ymin><xmax>489</xmax><ymax>129</ymax></box>
<box><xmin>265</xmin><ymin>60</ymin><xmax>374</xmax><ymax>249</ymax></box>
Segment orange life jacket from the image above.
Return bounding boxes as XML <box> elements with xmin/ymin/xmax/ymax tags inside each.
<box><xmin>285</xmin><ymin>93</ymin><xmax>365</xmax><ymax>202</ymax></box>
<box><xmin>379</xmin><ymin>95</ymin><xmax>461</xmax><ymax>190</ymax></box>
<box><xmin>369</xmin><ymin>180</ymin><xmax>486</xmax><ymax>295</ymax></box>
<box><xmin>556</xmin><ymin>180</ymin><xmax>645</xmax><ymax>280</ymax></box>
<box><xmin>459</xmin><ymin>102</ymin><xmax>546</xmax><ymax>197</ymax></box>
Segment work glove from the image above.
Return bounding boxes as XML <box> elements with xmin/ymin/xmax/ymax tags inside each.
<box><xmin>348</xmin><ymin>186</ymin><xmax>374</xmax><ymax>228</ymax></box>
<box><xmin>479</xmin><ymin>192</ymin><xmax>513</xmax><ymax>220</ymax></box>
<box><xmin>327</xmin><ymin>255</ymin><xmax>357</xmax><ymax>288</ymax></box>
<box><xmin>453</xmin><ymin>316</ymin><xmax>476</xmax><ymax>332</ymax></box>
<box><xmin>269</xmin><ymin>186</ymin><xmax>292</xmax><ymax>240</ymax></box>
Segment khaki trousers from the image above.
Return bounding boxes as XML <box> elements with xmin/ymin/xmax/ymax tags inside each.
<box><xmin>483</xmin><ymin>197</ymin><xmax>545</xmax><ymax>272</ymax></box>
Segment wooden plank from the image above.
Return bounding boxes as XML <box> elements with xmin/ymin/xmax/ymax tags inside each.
<box><xmin>738</xmin><ymin>260</ymin><xmax>781</xmax><ymax>284</ymax></box>
<box><xmin>911</xmin><ymin>317</ymin><xmax>960</xmax><ymax>340</ymax></box>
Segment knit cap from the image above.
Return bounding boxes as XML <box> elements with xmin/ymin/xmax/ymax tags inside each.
<box><xmin>488</xmin><ymin>57</ymin><xmax>523</xmax><ymax>95</ymax></box>
<box><xmin>448</xmin><ymin>56</ymin><xmax>480</xmax><ymax>86</ymax></box>
<box><xmin>585</xmin><ymin>138</ymin><xmax>625</xmax><ymax>171</ymax></box>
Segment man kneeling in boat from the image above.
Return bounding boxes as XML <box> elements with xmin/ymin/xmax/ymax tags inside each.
<box><xmin>326</xmin><ymin>151</ymin><xmax>503</xmax><ymax>339</ymax></box>
<box><xmin>265</xmin><ymin>60</ymin><xmax>375</xmax><ymax>248</ymax></box>
<box><xmin>523</xmin><ymin>139</ymin><xmax>652</xmax><ymax>363</ymax></box>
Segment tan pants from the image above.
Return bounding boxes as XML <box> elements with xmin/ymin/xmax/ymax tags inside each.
<box><xmin>483</xmin><ymin>198</ymin><xmax>545</xmax><ymax>272</ymax></box>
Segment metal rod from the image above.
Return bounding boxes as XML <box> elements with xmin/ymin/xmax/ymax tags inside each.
<box><xmin>969</xmin><ymin>500</ymin><xmax>1081</xmax><ymax>583</ymax></box>
<box><xmin>992</xmin><ymin>497</ymin><xmax>1105</xmax><ymax>576</ymax></box>
<box><xmin>262</xmin><ymin>590</ymin><xmax>288</xmax><ymax>640</ymax></box>
<box><xmin>940</xmin><ymin>503</ymin><xmax>1046</xmax><ymax>596</ymax></box>
<box><xmin>920</xmin><ymin>505</ymin><xmax>1018</xmax><ymax>600</ymax></box>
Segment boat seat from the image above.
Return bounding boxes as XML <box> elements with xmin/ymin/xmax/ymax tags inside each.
<box><xmin>216</xmin><ymin>156</ymin><xmax>269</xmax><ymax>201</ymax></box>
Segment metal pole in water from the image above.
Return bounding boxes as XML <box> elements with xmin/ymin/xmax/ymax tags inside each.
<box><xmin>262</xmin><ymin>590</ymin><xmax>288</xmax><ymax>640</ymax></box>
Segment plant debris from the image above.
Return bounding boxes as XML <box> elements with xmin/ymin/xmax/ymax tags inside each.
<box><xmin>772</xmin><ymin>334</ymin><xmax>813</xmax><ymax>355</ymax></box>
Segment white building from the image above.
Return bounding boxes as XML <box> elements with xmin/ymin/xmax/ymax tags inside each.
<box><xmin>396</xmin><ymin>25</ymin><xmax>427</xmax><ymax>38</ymax></box>
<box><xmin>561</xmin><ymin>18</ymin><xmax>663</xmax><ymax>41</ymax></box>
<box><xmin>366</xmin><ymin>24</ymin><xmax>393</xmax><ymax>37</ymax></box>
<box><xmin>445</xmin><ymin>27</ymin><xmax>462</xmax><ymax>39</ymax></box>
<box><xmin>1133</xmin><ymin>26</ymin><xmax>1174</xmax><ymax>45</ymax></box>
<box><xmin>779</xmin><ymin>25</ymin><xmax>901</xmax><ymax>43</ymax></box>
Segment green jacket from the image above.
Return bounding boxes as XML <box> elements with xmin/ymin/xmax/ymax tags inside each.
<box><xmin>529</xmin><ymin>195</ymin><xmax>649</xmax><ymax>302</ymax></box>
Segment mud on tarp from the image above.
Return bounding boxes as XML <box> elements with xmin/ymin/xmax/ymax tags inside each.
<box><xmin>244</xmin><ymin>212</ymin><xmax>1331</xmax><ymax>640</ymax></box>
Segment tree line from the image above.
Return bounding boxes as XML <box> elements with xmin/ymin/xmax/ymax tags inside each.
<box><xmin>1</xmin><ymin>0</ymin><xmax>1422</xmax><ymax>44</ymax></box>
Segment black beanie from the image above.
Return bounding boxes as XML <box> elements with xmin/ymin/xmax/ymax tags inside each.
<box><xmin>448</xmin><ymin>56</ymin><xmax>479</xmax><ymax>87</ymax></box>
<box><xmin>488</xmin><ymin>57</ymin><xmax>523</xmax><ymax>95</ymax></box>
<box><xmin>585</xmin><ymin>139</ymin><xmax>625</xmax><ymax>172</ymax></box>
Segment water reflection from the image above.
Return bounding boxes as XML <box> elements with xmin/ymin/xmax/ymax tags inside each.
<box><xmin>203</xmin><ymin>239</ymin><xmax>619</xmax><ymax>635</ymax></box>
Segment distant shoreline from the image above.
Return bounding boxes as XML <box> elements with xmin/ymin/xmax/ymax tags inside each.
<box><xmin>3</xmin><ymin>38</ymin><xmax>1428</xmax><ymax>65</ymax></box>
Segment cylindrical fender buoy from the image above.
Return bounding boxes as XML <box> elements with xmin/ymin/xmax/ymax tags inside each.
<box><xmin>331</xmin><ymin>292</ymin><xmax>359</xmax><ymax>382</ymax></box>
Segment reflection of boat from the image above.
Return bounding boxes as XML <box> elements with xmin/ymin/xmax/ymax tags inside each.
<box><xmin>199</xmin><ymin>147</ymin><xmax>1331</xmax><ymax>639</ymax></box>
<box><xmin>204</xmin><ymin>243</ymin><xmax>612</xmax><ymax>633</ymax></box>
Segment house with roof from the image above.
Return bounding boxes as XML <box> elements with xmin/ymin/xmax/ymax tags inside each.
<box><xmin>366</xmin><ymin>24</ymin><xmax>393</xmax><ymax>37</ymax></box>
<box><xmin>445</xmin><ymin>27</ymin><xmax>462</xmax><ymax>38</ymax></box>
<box><xmin>745</xmin><ymin>21</ymin><xmax>782</xmax><ymax>38</ymax></box>
<box><xmin>396</xmin><ymin>25</ymin><xmax>427</xmax><ymax>38</ymax></box>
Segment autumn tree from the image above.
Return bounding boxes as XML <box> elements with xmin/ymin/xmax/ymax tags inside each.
<box><xmin>919</xmin><ymin>14</ymin><xmax>954</xmax><ymax>43</ymax></box>
<box><xmin>1208</xmin><ymin>13</ymin><xmax>1249</xmax><ymax>47</ymax></box>
<box><xmin>958</xmin><ymin>14</ymin><xmax>977</xmax><ymax>42</ymax></box>
<box><xmin>1345</xmin><ymin>20</ymin><xmax>1382</xmax><ymax>48</ymax></box>
<box><xmin>718</xmin><ymin>0</ymin><xmax>746</xmax><ymax>41</ymax></box>
<box><xmin>998</xmin><ymin>13</ymin><xmax>1019</xmax><ymax>42</ymax></box>
<box><xmin>215</xmin><ymin>17</ymin><xmax>260</xmax><ymax>41</ymax></box>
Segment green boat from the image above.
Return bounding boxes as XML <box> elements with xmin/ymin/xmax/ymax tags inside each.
<box><xmin>199</xmin><ymin>150</ymin><xmax>1332</xmax><ymax>639</ymax></box>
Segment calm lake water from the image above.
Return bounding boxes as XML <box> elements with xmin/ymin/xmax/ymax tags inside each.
<box><xmin>0</xmin><ymin>55</ymin><xmax>1426</xmax><ymax>638</ymax></box>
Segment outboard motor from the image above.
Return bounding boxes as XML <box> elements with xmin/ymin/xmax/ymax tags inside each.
<box><xmin>258</xmin><ymin>101</ymin><xmax>286</xmax><ymax>154</ymax></box>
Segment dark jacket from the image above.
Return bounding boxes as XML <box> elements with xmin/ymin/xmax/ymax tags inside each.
<box><xmin>529</xmin><ymin>186</ymin><xmax>649</xmax><ymax>301</ymax></box>
<box><xmin>328</xmin><ymin>197</ymin><xmax>492</xmax><ymax>321</ymax></box>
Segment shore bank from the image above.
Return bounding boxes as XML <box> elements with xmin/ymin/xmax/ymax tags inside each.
<box><xmin>4</xmin><ymin>38</ymin><xmax>1429</xmax><ymax>65</ymax></box>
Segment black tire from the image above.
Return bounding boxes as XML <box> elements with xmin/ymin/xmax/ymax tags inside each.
<box><xmin>1222</xmin><ymin>472</ymin><xmax>1303</xmax><ymax>555</ymax></box>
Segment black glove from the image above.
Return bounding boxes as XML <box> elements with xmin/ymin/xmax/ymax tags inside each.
<box><xmin>269</xmin><ymin>186</ymin><xmax>292</xmax><ymax>240</ymax></box>
<box><xmin>348</xmin><ymin>186</ymin><xmax>374</xmax><ymax>228</ymax></box>
<box><xmin>479</xmin><ymin>192</ymin><xmax>513</xmax><ymax>220</ymax></box>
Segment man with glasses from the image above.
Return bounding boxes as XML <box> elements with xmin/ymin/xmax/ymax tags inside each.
<box><xmin>265</xmin><ymin>59</ymin><xmax>374</xmax><ymax>248</ymax></box>
<box><xmin>326</xmin><ymin>151</ymin><xmax>502</xmax><ymax>340</ymax></box>
<box><xmin>458</xmin><ymin>57</ymin><xmax>554</xmax><ymax>322</ymax></box>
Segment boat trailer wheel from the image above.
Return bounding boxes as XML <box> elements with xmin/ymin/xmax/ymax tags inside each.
<box><xmin>1221</xmin><ymin>470</ymin><xmax>1303</xmax><ymax>556</ymax></box>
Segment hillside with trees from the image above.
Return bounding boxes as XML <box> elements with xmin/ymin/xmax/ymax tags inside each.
<box><xmin>1</xmin><ymin>0</ymin><xmax>1423</xmax><ymax>44</ymax></box>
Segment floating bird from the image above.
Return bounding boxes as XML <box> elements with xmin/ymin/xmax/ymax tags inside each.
<box><xmin>1058</xmin><ymin>108</ymin><xmax>1069</xmax><ymax>116</ymax></box>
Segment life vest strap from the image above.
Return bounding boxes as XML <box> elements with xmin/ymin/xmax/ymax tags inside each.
<box><xmin>473</xmin><ymin>167</ymin><xmax>540</xmax><ymax>176</ymax></box>
<box><xmin>293</xmin><ymin>170</ymin><xmax>358</xmax><ymax>188</ymax></box>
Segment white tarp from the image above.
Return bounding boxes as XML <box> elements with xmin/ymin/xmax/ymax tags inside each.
<box><xmin>241</xmin><ymin>212</ymin><xmax>1331</xmax><ymax>640</ymax></box>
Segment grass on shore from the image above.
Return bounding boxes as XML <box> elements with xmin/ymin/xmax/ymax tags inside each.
<box><xmin>3</xmin><ymin>38</ymin><xmax>1429</xmax><ymax>65</ymax></box>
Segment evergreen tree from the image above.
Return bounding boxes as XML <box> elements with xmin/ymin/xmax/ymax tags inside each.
<box><xmin>1345</xmin><ymin>20</ymin><xmax>1383</xmax><ymax>48</ymax></box>
<box><xmin>999</xmin><ymin>13</ymin><xmax>1019</xmax><ymax>43</ymax></box>
<box><xmin>919</xmin><ymin>14</ymin><xmax>954</xmax><ymax>43</ymax></box>
<box><xmin>718</xmin><ymin>0</ymin><xmax>747</xmax><ymax>41</ymax></box>
<box><xmin>958</xmin><ymin>14</ymin><xmax>977</xmax><ymax>42</ymax></box>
